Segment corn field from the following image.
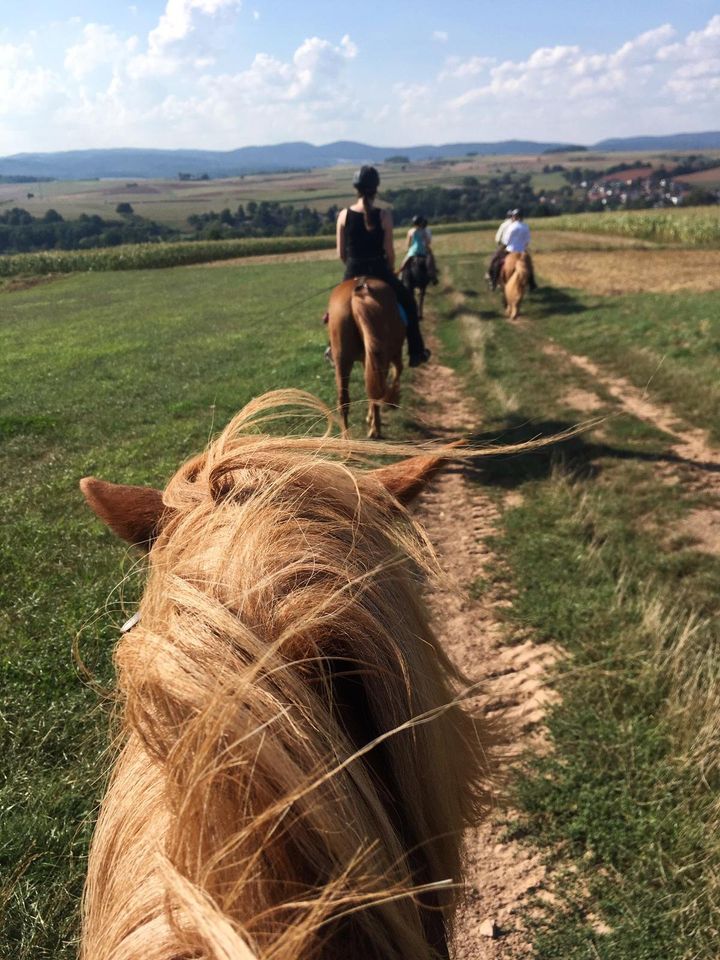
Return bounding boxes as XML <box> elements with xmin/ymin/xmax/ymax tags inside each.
<box><xmin>0</xmin><ymin>235</ymin><xmax>336</xmax><ymax>278</ymax></box>
<box><xmin>536</xmin><ymin>207</ymin><xmax>720</xmax><ymax>247</ymax></box>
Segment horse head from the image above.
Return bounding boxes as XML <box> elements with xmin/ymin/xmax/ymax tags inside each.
<box><xmin>79</xmin><ymin>390</ymin><xmax>489</xmax><ymax>960</ymax></box>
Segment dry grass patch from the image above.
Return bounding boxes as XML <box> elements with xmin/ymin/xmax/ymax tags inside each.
<box><xmin>537</xmin><ymin>249</ymin><xmax>720</xmax><ymax>295</ymax></box>
<box><xmin>673</xmin><ymin>507</ymin><xmax>720</xmax><ymax>555</ymax></box>
<box><xmin>534</xmin><ymin>230</ymin><xmax>658</xmax><ymax>251</ymax></box>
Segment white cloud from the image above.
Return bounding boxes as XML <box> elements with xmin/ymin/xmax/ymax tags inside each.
<box><xmin>428</xmin><ymin>16</ymin><xmax>720</xmax><ymax>142</ymax></box>
<box><xmin>43</xmin><ymin>31</ymin><xmax>360</xmax><ymax>149</ymax></box>
<box><xmin>125</xmin><ymin>0</ymin><xmax>243</xmax><ymax>77</ymax></box>
<box><xmin>439</xmin><ymin>55</ymin><xmax>494</xmax><ymax>81</ymax></box>
<box><xmin>0</xmin><ymin>43</ymin><xmax>61</xmax><ymax>120</ymax></box>
<box><xmin>657</xmin><ymin>14</ymin><xmax>720</xmax><ymax>61</ymax></box>
<box><xmin>148</xmin><ymin>0</ymin><xmax>242</xmax><ymax>55</ymax></box>
<box><xmin>4</xmin><ymin>14</ymin><xmax>720</xmax><ymax>152</ymax></box>
<box><xmin>433</xmin><ymin>30</ymin><xmax>448</xmax><ymax>43</ymax></box>
<box><xmin>64</xmin><ymin>24</ymin><xmax>138</xmax><ymax>80</ymax></box>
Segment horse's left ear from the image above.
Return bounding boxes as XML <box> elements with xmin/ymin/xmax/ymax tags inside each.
<box><xmin>371</xmin><ymin>454</ymin><xmax>445</xmax><ymax>505</ymax></box>
<box><xmin>80</xmin><ymin>477</ymin><xmax>167</xmax><ymax>549</ymax></box>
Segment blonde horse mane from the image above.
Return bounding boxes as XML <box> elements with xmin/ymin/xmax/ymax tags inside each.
<box><xmin>81</xmin><ymin>390</ymin><xmax>492</xmax><ymax>960</ymax></box>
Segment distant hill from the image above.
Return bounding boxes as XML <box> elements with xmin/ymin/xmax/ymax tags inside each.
<box><xmin>1</xmin><ymin>132</ymin><xmax>719</xmax><ymax>181</ymax></box>
<box><xmin>595</xmin><ymin>131</ymin><xmax>720</xmax><ymax>152</ymax></box>
<box><xmin>0</xmin><ymin>141</ymin><xmax>575</xmax><ymax>180</ymax></box>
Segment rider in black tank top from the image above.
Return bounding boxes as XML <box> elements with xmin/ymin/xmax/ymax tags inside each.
<box><xmin>343</xmin><ymin>208</ymin><xmax>385</xmax><ymax>275</ymax></box>
<box><xmin>336</xmin><ymin>167</ymin><xmax>429</xmax><ymax>365</ymax></box>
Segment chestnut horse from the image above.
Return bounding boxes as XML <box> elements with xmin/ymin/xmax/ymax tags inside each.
<box><xmin>327</xmin><ymin>278</ymin><xmax>404</xmax><ymax>439</ymax></box>
<box><xmin>79</xmin><ymin>390</ymin><xmax>489</xmax><ymax>960</ymax></box>
<box><xmin>501</xmin><ymin>252</ymin><xmax>530</xmax><ymax>320</ymax></box>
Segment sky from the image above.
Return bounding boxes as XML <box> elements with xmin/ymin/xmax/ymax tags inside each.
<box><xmin>1</xmin><ymin>1</ymin><xmax>720</xmax><ymax>154</ymax></box>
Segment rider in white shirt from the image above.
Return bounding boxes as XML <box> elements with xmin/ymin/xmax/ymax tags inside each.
<box><xmin>504</xmin><ymin>217</ymin><xmax>531</xmax><ymax>253</ymax></box>
<box><xmin>489</xmin><ymin>208</ymin><xmax>537</xmax><ymax>291</ymax></box>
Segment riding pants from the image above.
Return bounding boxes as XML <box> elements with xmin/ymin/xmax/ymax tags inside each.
<box><xmin>489</xmin><ymin>248</ymin><xmax>507</xmax><ymax>288</ymax></box>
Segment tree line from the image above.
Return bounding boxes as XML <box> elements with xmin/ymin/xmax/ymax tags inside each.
<box><xmin>0</xmin><ymin>207</ymin><xmax>173</xmax><ymax>253</ymax></box>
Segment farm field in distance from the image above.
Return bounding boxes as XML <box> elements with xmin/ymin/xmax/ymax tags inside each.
<box><xmin>4</xmin><ymin>148</ymin><xmax>720</xmax><ymax>230</ymax></box>
<box><xmin>1</xmin><ymin>222</ymin><xmax>720</xmax><ymax>959</ymax></box>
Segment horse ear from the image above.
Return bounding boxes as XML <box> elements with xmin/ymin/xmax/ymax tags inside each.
<box><xmin>80</xmin><ymin>477</ymin><xmax>167</xmax><ymax>549</ymax></box>
<box><xmin>371</xmin><ymin>454</ymin><xmax>445</xmax><ymax>505</ymax></box>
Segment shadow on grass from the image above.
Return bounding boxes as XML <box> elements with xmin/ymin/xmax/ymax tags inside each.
<box><xmin>440</xmin><ymin>283</ymin><xmax>588</xmax><ymax>325</ymax></box>
<box><xmin>530</xmin><ymin>286</ymin><xmax>588</xmax><ymax>319</ymax></box>
<box><xmin>409</xmin><ymin>414</ymin><xmax>720</xmax><ymax>490</ymax></box>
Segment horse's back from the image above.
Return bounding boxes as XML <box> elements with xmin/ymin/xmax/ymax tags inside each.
<box><xmin>328</xmin><ymin>277</ymin><xmax>403</xmax><ymax>361</ymax></box>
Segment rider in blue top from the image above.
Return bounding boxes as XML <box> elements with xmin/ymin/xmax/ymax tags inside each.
<box><xmin>407</xmin><ymin>217</ymin><xmax>429</xmax><ymax>257</ymax></box>
<box><xmin>401</xmin><ymin>215</ymin><xmax>438</xmax><ymax>283</ymax></box>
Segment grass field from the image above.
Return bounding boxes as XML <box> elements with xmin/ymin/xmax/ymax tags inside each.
<box><xmin>2</xmin><ymin>258</ymin><xmax>416</xmax><ymax>958</ymax></box>
<box><xmin>2</xmin><ymin>226</ymin><xmax>719</xmax><ymax>958</ymax></box>
<box><xmin>0</xmin><ymin>160</ymin><xmax>494</xmax><ymax>228</ymax></box>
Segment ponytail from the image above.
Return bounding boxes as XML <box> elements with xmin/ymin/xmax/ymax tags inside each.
<box><xmin>361</xmin><ymin>192</ymin><xmax>376</xmax><ymax>231</ymax></box>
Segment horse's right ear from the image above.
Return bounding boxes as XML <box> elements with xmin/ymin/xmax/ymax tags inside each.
<box><xmin>80</xmin><ymin>477</ymin><xmax>167</xmax><ymax>550</ymax></box>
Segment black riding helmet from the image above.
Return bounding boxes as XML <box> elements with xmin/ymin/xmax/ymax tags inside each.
<box><xmin>352</xmin><ymin>165</ymin><xmax>380</xmax><ymax>193</ymax></box>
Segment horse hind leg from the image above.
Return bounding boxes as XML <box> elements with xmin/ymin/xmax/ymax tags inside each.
<box><xmin>364</xmin><ymin>351</ymin><xmax>387</xmax><ymax>440</ymax></box>
<box><xmin>335</xmin><ymin>361</ymin><xmax>352</xmax><ymax>437</ymax></box>
<box><xmin>367</xmin><ymin>401</ymin><xmax>382</xmax><ymax>439</ymax></box>
<box><xmin>384</xmin><ymin>358</ymin><xmax>402</xmax><ymax>408</ymax></box>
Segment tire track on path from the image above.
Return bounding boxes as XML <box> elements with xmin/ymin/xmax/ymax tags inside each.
<box><xmin>410</xmin><ymin>323</ymin><xmax>560</xmax><ymax>958</ymax></box>
<box><xmin>539</xmin><ymin>339</ymin><xmax>720</xmax><ymax>481</ymax></box>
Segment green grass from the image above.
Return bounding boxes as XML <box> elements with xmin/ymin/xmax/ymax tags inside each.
<box><xmin>440</xmin><ymin>247</ymin><xmax>720</xmax><ymax>444</ymax></box>
<box><xmin>2</xmin><ymin>236</ymin><xmax>718</xmax><ymax>958</ymax></box>
<box><xmin>1</xmin><ymin>258</ymin><xmax>402</xmax><ymax>957</ymax></box>
<box><xmin>436</xmin><ymin>254</ymin><xmax>720</xmax><ymax>959</ymax></box>
<box><xmin>536</xmin><ymin>288</ymin><xmax>720</xmax><ymax>443</ymax></box>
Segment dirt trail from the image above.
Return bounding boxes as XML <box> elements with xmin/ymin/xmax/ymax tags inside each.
<box><xmin>542</xmin><ymin>339</ymin><xmax>720</xmax><ymax>557</ymax></box>
<box><xmin>410</xmin><ymin>331</ymin><xmax>560</xmax><ymax>958</ymax></box>
<box><xmin>541</xmin><ymin>340</ymin><xmax>720</xmax><ymax>479</ymax></box>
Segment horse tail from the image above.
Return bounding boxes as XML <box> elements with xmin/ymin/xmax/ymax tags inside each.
<box><xmin>515</xmin><ymin>253</ymin><xmax>530</xmax><ymax>281</ymax></box>
<box><xmin>351</xmin><ymin>278</ymin><xmax>386</xmax><ymax>403</ymax></box>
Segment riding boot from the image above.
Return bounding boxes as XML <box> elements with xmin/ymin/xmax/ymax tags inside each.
<box><xmin>393</xmin><ymin>278</ymin><xmax>430</xmax><ymax>366</ymax></box>
<box><xmin>406</xmin><ymin>316</ymin><xmax>430</xmax><ymax>366</ymax></box>
<box><xmin>489</xmin><ymin>250</ymin><xmax>506</xmax><ymax>291</ymax></box>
